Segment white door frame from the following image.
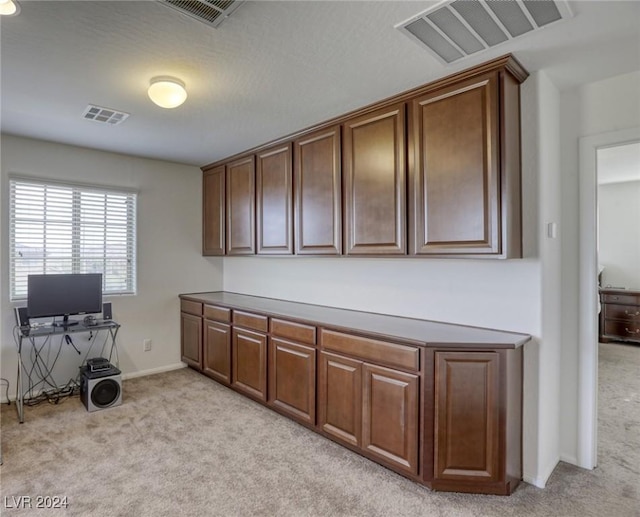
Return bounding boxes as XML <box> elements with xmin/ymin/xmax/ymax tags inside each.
<box><xmin>578</xmin><ymin>126</ymin><xmax>640</xmax><ymax>469</ymax></box>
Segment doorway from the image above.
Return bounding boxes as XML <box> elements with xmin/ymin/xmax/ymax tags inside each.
<box><xmin>578</xmin><ymin>127</ymin><xmax>640</xmax><ymax>469</ymax></box>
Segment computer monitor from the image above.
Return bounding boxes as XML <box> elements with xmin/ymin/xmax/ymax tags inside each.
<box><xmin>27</xmin><ymin>273</ymin><xmax>103</xmax><ymax>327</ymax></box>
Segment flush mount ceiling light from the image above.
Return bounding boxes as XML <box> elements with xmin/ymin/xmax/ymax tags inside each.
<box><xmin>147</xmin><ymin>76</ymin><xmax>188</xmax><ymax>109</ymax></box>
<box><xmin>0</xmin><ymin>0</ymin><xmax>20</xmax><ymax>16</ymax></box>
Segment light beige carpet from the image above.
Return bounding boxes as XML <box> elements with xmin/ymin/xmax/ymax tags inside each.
<box><xmin>1</xmin><ymin>342</ymin><xmax>638</xmax><ymax>517</ymax></box>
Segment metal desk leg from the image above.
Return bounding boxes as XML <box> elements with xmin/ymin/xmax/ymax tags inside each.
<box><xmin>16</xmin><ymin>346</ymin><xmax>24</xmax><ymax>423</ymax></box>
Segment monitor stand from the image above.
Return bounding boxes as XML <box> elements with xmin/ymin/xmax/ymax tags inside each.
<box><xmin>52</xmin><ymin>315</ymin><xmax>79</xmax><ymax>328</ymax></box>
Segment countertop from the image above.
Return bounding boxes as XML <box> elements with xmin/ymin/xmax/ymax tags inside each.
<box><xmin>180</xmin><ymin>291</ymin><xmax>531</xmax><ymax>349</ymax></box>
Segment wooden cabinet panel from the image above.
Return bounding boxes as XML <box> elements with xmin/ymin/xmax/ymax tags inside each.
<box><xmin>202</xmin><ymin>165</ymin><xmax>225</xmax><ymax>256</ymax></box>
<box><xmin>233</xmin><ymin>310</ymin><xmax>268</xmax><ymax>332</ymax></box>
<box><xmin>343</xmin><ymin>103</ymin><xmax>406</xmax><ymax>255</ymax></box>
<box><xmin>433</xmin><ymin>351</ymin><xmax>500</xmax><ymax>482</ymax></box>
<box><xmin>204</xmin><ymin>304</ymin><xmax>231</xmax><ymax>323</ymax></box>
<box><xmin>181</xmin><ymin>312</ymin><xmax>202</xmax><ymax>370</ymax></box>
<box><xmin>180</xmin><ymin>299</ymin><xmax>202</xmax><ymax>316</ymax></box>
<box><xmin>204</xmin><ymin>320</ymin><xmax>231</xmax><ymax>385</ymax></box>
<box><xmin>363</xmin><ymin>364</ymin><xmax>419</xmax><ymax>475</ymax></box>
<box><xmin>226</xmin><ymin>155</ymin><xmax>256</xmax><ymax>255</ymax></box>
<box><xmin>270</xmin><ymin>318</ymin><xmax>316</xmax><ymax>345</ymax></box>
<box><xmin>256</xmin><ymin>144</ymin><xmax>293</xmax><ymax>254</ymax></box>
<box><xmin>409</xmin><ymin>73</ymin><xmax>500</xmax><ymax>256</ymax></box>
<box><xmin>294</xmin><ymin>126</ymin><xmax>342</xmax><ymax>255</ymax></box>
<box><xmin>603</xmin><ymin>320</ymin><xmax>640</xmax><ymax>341</ymax></box>
<box><xmin>320</xmin><ymin>329</ymin><xmax>419</xmax><ymax>372</ymax></box>
<box><xmin>269</xmin><ymin>338</ymin><xmax>316</xmax><ymax>424</ymax></box>
<box><xmin>232</xmin><ymin>328</ymin><xmax>267</xmax><ymax>401</ymax></box>
<box><xmin>318</xmin><ymin>351</ymin><xmax>362</xmax><ymax>447</ymax></box>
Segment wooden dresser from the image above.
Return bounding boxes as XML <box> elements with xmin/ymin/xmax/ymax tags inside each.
<box><xmin>599</xmin><ymin>288</ymin><xmax>640</xmax><ymax>344</ymax></box>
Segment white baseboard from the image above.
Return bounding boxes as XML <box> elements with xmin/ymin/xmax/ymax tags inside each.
<box><xmin>523</xmin><ymin>456</ymin><xmax>560</xmax><ymax>488</ymax></box>
<box><xmin>121</xmin><ymin>362</ymin><xmax>186</xmax><ymax>380</ymax></box>
<box><xmin>0</xmin><ymin>363</ymin><xmax>187</xmax><ymax>403</ymax></box>
<box><xmin>559</xmin><ymin>453</ymin><xmax>579</xmax><ymax>466</ymax></box>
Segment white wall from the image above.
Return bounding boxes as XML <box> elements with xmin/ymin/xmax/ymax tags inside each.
<box><xmin>533</xmin><ymin>71</ymin><xmax>563</xmax><ymax>485</ymax></box>
<box><xmin>560</xmin><ymin>70</ymin><xmax>640</xmax><ymax>464</ymax></box>
<box><xmin>0</xmin><ymin>135</ymin><xmax>223</xmax><ymax>394</ymax></box>
<box><xmin>222</xmin><ymin>74</ymin><xmax>561</xmax><ymax>486</ymax></box>
<box><xmin>598</xmin><ymin>180</ymin><xmax>640</xmax><ymax>288</ymax></box>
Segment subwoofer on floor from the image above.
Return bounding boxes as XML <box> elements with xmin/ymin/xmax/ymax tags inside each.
<box><xmin>80</xmin><ymin>362</ymin><xmax>122</xmax><ymax>412</ymax></box>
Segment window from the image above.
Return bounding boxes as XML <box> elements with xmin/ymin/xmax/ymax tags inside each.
<box><xmin>9</xmin><ymin>178</ymin><xmax>137</xmax><ymax>301</ymax></box>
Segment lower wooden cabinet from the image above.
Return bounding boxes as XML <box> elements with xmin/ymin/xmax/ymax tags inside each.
<box><xmin>318</xmin><ymin>352</ymin><xmax>362</xmax><ymax>448</ymax></box>
<box><xmin>433</xmin><ymin>351</ymin><xmax>499</xmax><ymax>483</ymax></box>
<box><xmin>232</xmin><ymin>328</ymin><xmax>267</xmax><ymax>401</ymax></box>
<box><xmin>180</xmin><ymin>312</ymin><xmax>202</xmax><ymax>370</ymax></box>
<box><xmin>268</xmin><ymin>338</ymin><xmax>316</xmax><ymax>425</ymax></box>
<box><xmin>363</xmin><ymin>363</ymin><xmax>419</xmax><ymax>475</ymax></box>
<box><xmin>179</xmin><ymin>293</ymin><xmax>528</xmax><ymax>495</ymax></box>
<box><xmin>318</xmin><ymin>351</ymin><xmax>419</xmax><ymax>476</ymax></box>
<box><xmin>426</xmin><ymin>349</ymin><xmax>522</xmax><ymax>495</ymax></box>
<box><xmin>203</xmin><ymin>320</ymin><xmax>231</xmax><ymax>385</ymax></box>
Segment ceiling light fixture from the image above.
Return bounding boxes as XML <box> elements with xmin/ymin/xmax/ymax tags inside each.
<box><xmin>0</xmin><ymin>0</ymin><xmax>20</xmax><ymax>16</ymax></box>
<box><xmin>147</xmin><ymin>76</ymin><xmax>187</xmax><ymax>109</ymax></box>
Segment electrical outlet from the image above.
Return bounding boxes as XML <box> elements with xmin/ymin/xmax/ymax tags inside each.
<box><xmin>143</xmin><ymin>339</ymin><xmax>152</xmax><ymax>352</ymax></box>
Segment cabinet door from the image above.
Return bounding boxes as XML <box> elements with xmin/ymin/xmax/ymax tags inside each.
<box><xmin>226</xmin><ymin>155</ymin><xmax>256</xmax><ymax>255</ymax></box>
<box><xmin>362</xmin><ymin>363</ymin><xmax>419</xmax><ymax>475</ymax></box>
<box><xmin>180</xmin><ymin>312</ymin><xmax>202</xmax><ymax>370</ymax></box>
<box><xmin>202</xmin><ymin>165</ymin><xmax>225</xmax><ymax>256</ymax></box>
<box><xmin>409</xmin><ymin>73</ymin><xmax>499</xmax><ymax>256</ymax></box>
<box><xmin>268</xmin><ymin>338</ymin><xmax>316</xmax><ymax>424</ymax></box>
<box><xmin>343</xmin><ymin>103</ymin><xmax>406</xmax><ymax>255</ymax></box>
<box><xmin>232</xmin><ymin>328</ymin><xmax>267</xmax><ymax>401</ymax></box>
<box><xmin>203</xmin><ymin>320</ymin><xmax>231</xmax><ymax>385</ymax></box>
<box><xmin>294</xmin><ymin>126</ymin><xmax>342</xmax><ymax>255</ymax></box>
<box><xmin>318</xmin><ymin>351</ymin><xmax>362</xmax><ymax>447</ymax></box>
<box><xmin>433</xmin><ymin>351</ymin><xmax>500</xmax><ymax>483</ymax></box>
<box><xmin>256</xmin><ymin>144</ymin><xmax>293</xmax><ymax>254</ymax></box>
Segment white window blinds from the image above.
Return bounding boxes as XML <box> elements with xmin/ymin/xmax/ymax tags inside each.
<box><xmin>9</xmin><ymin>178</ymin><xmax>137</xmax><ymax>301</ymax></box>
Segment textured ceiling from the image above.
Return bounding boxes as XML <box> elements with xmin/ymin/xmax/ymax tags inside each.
<box><xmin>1</xmin><ymin>1</ymin><xmax>639</xmax><ymax>167</ymax></box>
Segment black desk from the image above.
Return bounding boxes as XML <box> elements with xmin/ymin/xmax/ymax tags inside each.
<box><xmin>15</xmin><ymin>320</ymin><xmax>120</xmax><ymax>423</ymax></box>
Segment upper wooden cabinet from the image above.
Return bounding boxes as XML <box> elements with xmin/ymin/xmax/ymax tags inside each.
<box><xmin>408</xmin><ymin>69</ymin><xmax>522</xmax><ymax>258</ymax></box>
<box><xmin>343</xmin><ymin>103</ymin><xmax>406</xmax><ymax>255</ymax></box>
<box><xmin>294</xmin><ymin>126</ymin><xmax>342</xmax><ymax>255</ymax></box>
<box><xmin>226</xmin><ymin>155</ymin><xmax>256</xmax><ymax>255</ymax></box>
<box><xmin>256</xmin><ymin>144</ymin><xmax>293</xmax><ymax>255</ymax></box>
<box><xmin>202</xmin><ymin>55</ymin><xmax>527</xmax><ymax>259</ymax></box>
<box><xmin>202</xmin><ymin>166</ymin><xmax>225</xmax><ymax>256</ymax></box>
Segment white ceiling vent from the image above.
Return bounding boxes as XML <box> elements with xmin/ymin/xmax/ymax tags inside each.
<box><xmin>396</xmin><ymin>0</ymin><xmax>573</xmax><ymax>65</ymax></box>
<box><xmin>82</xmin><ymin>105</ymin><xmax>130</xmax><ymax>125</ymax></box>
<box><xmin>158</xmin><ymin>0</ymin><xmax>244</xmax><ymax>28</ymax></box>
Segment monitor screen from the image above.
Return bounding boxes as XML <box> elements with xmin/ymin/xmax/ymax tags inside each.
<box><xmin>27</xmin><ymin>273</ymin><xmax>103</xmax><ymax>320</ymax></box>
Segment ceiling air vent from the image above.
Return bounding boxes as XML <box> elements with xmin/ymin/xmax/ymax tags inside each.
<box><xmin>158</xmin><ymin>0</ymin><xmax>244</xmax><ymax>28</ymax></box>
<box><xmin>396</xmin><ymin>0</ymin><xmax>573</xmax><ymax>65</ymax></box>
<box><xmin>82</xmin><ymin>105</ymin><xmax>130</xmax><ymax>125</ymax></box>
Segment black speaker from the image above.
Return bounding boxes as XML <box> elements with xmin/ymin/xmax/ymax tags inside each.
<box><xmin>80</xmin><ymin>363</ymin><xmax>122</xmax><ymax>412</ymax></box>
<box><xmin>103</xmin><ymin>302</ymin><xmax>112</xmax><ymax>321</ymax></box>
<box><xmin>15</xmin><ymin>307</ymin><xmax>29</xmax><ymax>327</ymax></box>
